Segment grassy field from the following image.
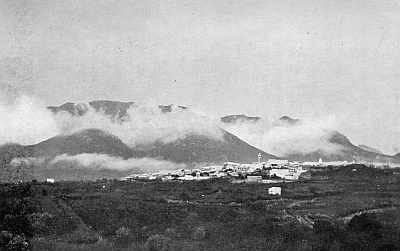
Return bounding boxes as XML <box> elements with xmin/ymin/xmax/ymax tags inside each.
<box><xmin>1</xmin><ymin>164</ymin><xmax>400</xmax><ymax>250</ymax></box>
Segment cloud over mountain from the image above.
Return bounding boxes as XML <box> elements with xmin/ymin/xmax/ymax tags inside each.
<box><xmin>0</xmin><ymin>95</ymin><xmax>60</xmax><ymax>146</ymax></box>
<box><xmin>220</xmin><ymin>115</ymin><xmax>343</xmax><ymax>157</ymax></box>
<box><xmin>0</xmin><ymin>95</ymin><xmax>224</xmax><ymax>148</ymax></box>
<box><xmin>52</xmin><ymin>103</ymin><xmax>224</xmax><ymax>147</ymax></box>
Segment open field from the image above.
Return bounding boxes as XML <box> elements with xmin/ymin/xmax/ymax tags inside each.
<box><xmin>2</xmin><ymin>164</ymin><xmax>400</xmax><ymax>250</ymax></box>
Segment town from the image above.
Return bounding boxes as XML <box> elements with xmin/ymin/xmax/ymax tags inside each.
<box><xmin>122</xmin><ymin>153</ymin><xmax>398</xmax><ymax>185</ymax></box>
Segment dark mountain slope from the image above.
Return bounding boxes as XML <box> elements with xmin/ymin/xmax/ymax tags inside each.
<box><xmin>286</xmin><ymin>131</ymin><xmax>394</xmax><ymax>163</ymax></box>
<box><xmin>27</xmin><ymin>129</ymin><xmax>134</xmax><ymax>159</ymax></box>
<box><xmin>25</xmin><ymin>127</ymin><xmax>276</xmax><ymax>165</ymax></box>
<box><xmin>132</xmin><ymin>131</ymin><xmax>277</xmax><ymax>164</ymax></box>
<box><xmin>358</xmin><ymin>145</ymin><xmax>383</xmax><ymax>154</ymax></box>
<box><xmin>0</xmin><ymin>143</ymin><xmax>32</xmax><ymax>169</ymax></box>
<box><xmin>221</xmin><ymin>114</ymin><xmax>397</xmax><ymax>163</ymax></box>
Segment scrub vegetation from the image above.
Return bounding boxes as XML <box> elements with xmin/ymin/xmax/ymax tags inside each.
<box><xmin>1</xmin><ymin>164</ymin><xmax>400</xmax><ymax>250</ymax></box>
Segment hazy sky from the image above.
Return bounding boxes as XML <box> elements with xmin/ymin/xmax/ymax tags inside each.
<box><xmin>1</xmin><ymin>0</ymin><xmax>399</xmax><ymax>154</ymax></box>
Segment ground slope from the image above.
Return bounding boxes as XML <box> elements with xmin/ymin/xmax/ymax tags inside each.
<box><xmin>132</xmin><ymin>131</ymin><xmax>277</xmax><ymax>165</ymax></box>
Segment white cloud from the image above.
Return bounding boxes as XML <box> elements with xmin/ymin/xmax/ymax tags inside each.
<box><xmin>49</xmin><ymin>153</ymin><xmax>186</xmax><ymax>172</ymax></box>
<box><xmin>53</xmin><ymin>104</ymin><xmax>224</xmax><ymax>146</ymax></box>
<box><xmin>220</xmin><ymin>115</ymin><xmax>343</xmax><ymax>156</ymax></box>
<box><xmin>0</xmin><ymin>95</ymin><xmax>60</xmax><ymax>145</ymax></box>
<box><xmin>10</xmin><ymin>157</ymin><xmax>45</xmax><ymax>166</ymax></box>
<box><xmin>0</xmin><ymin>94</ymin><xmax>224</xmax><ymax>147</ymax></box>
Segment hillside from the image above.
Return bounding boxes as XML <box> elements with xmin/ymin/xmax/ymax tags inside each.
<box><xmin>358</xmin><ymin>144</ymin><xmax>383</xmax><ymax>154</ymax></box>
<box><xmin>221</xmin><ymin>114</ymin><xmax>398</xmax><ymax>163</ymax></box>
<box><xmin>132</xmin><ymin>131</ymin><xmax>277</xmax><ymax>165</ymax></box>
<box><xmin>286</xmin><ymin>131</ymin><xmax>394</xmax><ymax>163</ymax></box>
<box><xmin>0</xmin><ymin>126</ymin><xmax>275</xmax><ymax>181</ymax></box>
<box><xmin>0</xmin><ymin>143</ymin><xmax>32</xmax><ymax>169</ymax></box>
<box><xmin>26</xmin><ymin>128</ymin><xmax>276</xmax><ymax>165</ymax></box>
<box><xmin>27</xmin><ymin>129</ymin><xmax>134</xmax><ymax>159</ymax></box>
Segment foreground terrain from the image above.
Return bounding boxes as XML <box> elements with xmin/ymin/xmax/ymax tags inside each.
<box><xmin>1</xmin><ymin>164</ymin><xmax>400</xmax><ymax>251</ymax></box>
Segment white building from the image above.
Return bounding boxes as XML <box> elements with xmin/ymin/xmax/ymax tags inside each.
<box><xmin>268</xmin><ymin>187</ymin><xmax>282</xmax><ymax>195</ymax></box>
<box><xmin>246</xmin><ymin>176</ymin><xmax>262</xmax><ymax>183</ymax></box>
<box><xmin>284</xmin><ymin>173</ymin><xmax>299</xmax><ymax>180</ymax></box>
<box><xmin>265</xmin><ymin>159</ymin><xmax>289</xmax><ymax>168</ymax></box>
<box><xmin>302</xmin><ymin>162</ymin><xmax>320</xmax><ymax>166</ymax></box>
<box><xmin>270</xmin><ymin>168</ymin><xmax>290</xmax><ymax>178</ymax></box>
<box><xmin>236</xmin><ymin>164</ymin><xmax>250</xmax><ymax>173</ymax></box>
<box><xmin>182</xmin><ymin>169</ymin><xmax>193</xmax><ymax>175</ymax></box>
<box><xmin>323</xmin><ymin>161</ymin><xmax>348</xmax><ymax>167</ymax></box>
<box><xmin>223</xmin><ymin>162</ymin><xmax>241</xmax><ymax>170</ymax></box>
<box><xmin>46</xmin><ymin>178</ymin><xmax>55</xmax><ymax>183</ymax></box>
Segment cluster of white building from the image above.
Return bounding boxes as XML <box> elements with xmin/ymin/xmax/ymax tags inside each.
<box><xmin>223</xmin><ymin>157</ymin><xmax>304</xmax><ymax>181</ymax></box>
<box><xmin>302</xmin><ymin>158</ymin><xmax>400</xmax><ymax>169</ymax></box>
<box><xmin>302</xmin><ymin>158</ymin><xmax>350</xmax><ymax>167</ymax></box>
<box><xmin>122</xmin><ymin>154</ymin><xmax>400</xmax><ymax>184</ymax></box>
<box><xmin>123</xmin><ymin>154</ymin><xmax>306</xmax><ymax>182</ymax></box>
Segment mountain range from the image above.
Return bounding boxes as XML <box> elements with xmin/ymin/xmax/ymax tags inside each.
<box><xmin>220</xmin><ymin>114</ymin><xmax>397</xmax><ymax>163</ymax></box>
<box><xmin>1</xmin><ymin>100</ymin><xmax>398</xmax><ymax>181</ymax></box>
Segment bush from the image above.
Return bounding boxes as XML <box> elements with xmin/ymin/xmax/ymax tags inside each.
<box><xmin>0</xmin><ymin>231</ymin><xmax>30</xmax><ymax>251</ymax></box>
<box><xmin>115</xmin><ymin>227</ymin><xmax>130</xmax><ymax>237</ymax></box>
<box><xmin>145</xmin><ymin>234</ymin><xmax>171</xmax><ymax>251</ymax></box>
<box><xmin>347</xmin><ymin>213</ymin><xmax>382</xmax><ymax>235</ymax></box>
<box><xmin>27</xmin><ymin>212</ymin><xmax>54</xmax><ymax>235</ymax></box>
<box><xmin>192</xmin><ymin>226</ymin><xmax>206</xmax><ymax>240</ymax></box>
<box><xmin>345</xmin><ymin>213</ymin><xmax>385</xmax><ymax>251</ymax></box>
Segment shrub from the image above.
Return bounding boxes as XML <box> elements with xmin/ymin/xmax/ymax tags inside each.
<box><xmin>192</xmin><ymin>226</ymin><xmax>206</xmax><ymax>240</ymax></box>
<box><xmin>145</xmin><ymin>234</ymin><xmax>171</xmax><ymax>251</ymax></box>
<box><xmin>0</xmin><ymin>231</ymin><xmax>30</xmax><ymax>251</ymax></box>
<box><xmin>2</xmin><ymin>214</ymin><xmax>34</xmax><ymax>238</ymax></box>
<box><xmin>27</xmin><ymin>212</ymin><xmax>54</xmax><ymax>235</ymax></box>
<box><xmin>347</xmin><ymin>213</ymin><xmax>382</xmax><ymax>235</ymax></box>
<box><xmin>345</xmin><ymin>213</ymin><xmax>384</xmax><ymax>251</ymax></box>
<box><xmin>115</xmin><ymin>227</ymin><xmax>130</xmax><ymax>237</ymax></box>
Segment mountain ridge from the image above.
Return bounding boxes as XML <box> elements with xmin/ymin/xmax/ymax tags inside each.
<box><xmin>358</xmin><ymin>144</ymin><xmax>383</xmax><ymax>154</ymax></box>
<box><xmin>221</xmin><ymin>114</ymin><xmax>399</xmax><ymax>163</ymax></box>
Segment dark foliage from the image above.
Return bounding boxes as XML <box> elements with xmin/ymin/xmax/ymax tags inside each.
<box><xmin>0</xmin><ymin>183</ymin><xmax>37</xmax><ymax>250</ymax></box>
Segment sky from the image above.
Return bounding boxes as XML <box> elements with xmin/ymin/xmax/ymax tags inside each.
<box><xmin>0</xmin><ymin>0</ymin><xmax>399</xmax><ymax>154</ymax></box>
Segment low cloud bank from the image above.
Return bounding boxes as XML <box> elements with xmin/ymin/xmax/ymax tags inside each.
<box><xmin>9</xmin><ymin>154</ymin><xmax>186</xmax><ymax>174</ymax></box>
<box><xmin>10</xmin><ymin>157</ymin><xmax>45</xmax><ymax>166</ymax></box>
<box><xmin>49</xmin><ymin>154</ymin><xmax>186</xmax><ymax>173</ymax></box>
<box><xmin>220</xmin><ymin>115</ymin><xmax>343</xmax><ymax>157</ymax></box>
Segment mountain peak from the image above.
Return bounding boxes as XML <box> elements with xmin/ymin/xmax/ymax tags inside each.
<box><xmin>158</xmin><ymin>104</ymin><xmax>189</xmax><ymax>113</ymax></box>
<box><xmin>278</xmin><ymin>116</ymin><xmax>300</xmax><ymax>125</ymax></box>
<box><xmin>221</xmin><ymin>114</ymin><xmax>260</xmax><ymax>123</ymax></box>
<box><xmin>88</xmin><ymin>100</ymin><xmax>136</xmax><ymax>118</ymax></box>
<box><xmin>328</xmin><ymin>131</ymin><xmax>353</xmax><ymax>147</ymax></box>
<box><xmin>48</xmin><ymin>102</ymin><xmax>89</xmax><ymax>116</ymax></box>
<box><xmin>47</xmin><ymin>100</ymin><xmax>137</xmax><ymax>119</ymax></box>
<box><xmin>159</xmin><ymin>104</ymin><xmax>173</xmax><ymax>113</ymax></box>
